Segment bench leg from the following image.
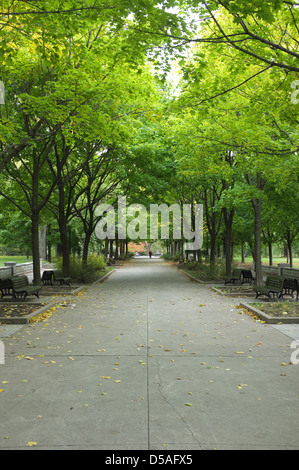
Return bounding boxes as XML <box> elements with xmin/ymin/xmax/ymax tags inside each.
<box><xmin>13</xmin><ymin>293</ymin><xmax>26</xmax><ymax>300</ymax></box>
<box><xmin>255</xmin><ymin>292</ymin><xmax>271</xmax><ymax>299</ymax></box>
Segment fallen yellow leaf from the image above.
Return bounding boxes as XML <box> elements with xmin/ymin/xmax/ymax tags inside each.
<box><xmin>26</xmin><ymin>441</ymin><xmax>38</xmax><ymax>447</ymax></box>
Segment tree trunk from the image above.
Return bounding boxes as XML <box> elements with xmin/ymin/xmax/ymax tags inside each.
<box><xmin>59</xmin><ymin>215</ymin><xmax>70</xmax><ymax>277</ymax></box>
<box><xmin>82</xmin><ymin>230</ymin><xmax>92</xmax><ymax>265</ymax></box>
<box><xmin>32</xmin><ymin>154</ymin><xmax>41</xmax><ymax>285</ymax></box>
<box><xmin>120</xmin><ymin>239</ymin><xmax>124</xmax><ymax>256</ymax></box>
<box><xmin>57</xmin><ymin>182</ymin><xmax>70</xmax><ymax>277</ymax></box>
<box><xmin>109</xmin><ymin>239</ymin><xmax>114</xmax><ymax>259</ymax></box>
<box><xmin>241</xmin><ymin>242</ymin><xmax>245</xmax><ymax>264</ymax></box>
<box><xmin>268</xmin><ymin>242</ymin><xmax>273</xmax><ymax>266</ymax></box>
<box><xmin>253</xmin><ymin>198</ymin><xmax>263</xmax><ymax>286</ymax></box>
<box><xmin>209</xmin><ymin>235</ymin><xmax>216</xmax><ymax>265</ymax></box>
<box><xmin>31</xmin><ymin>213</ymin><xmax>41</xmax><ymax>285</ymax></box>
<box><xmin>245</xmin><ymin>170</ymin><xmax>265</xmax><ymax>286</ymax></box>
<box><xmin>223</xmin><ymin>208</ymin><xmax>234</xmax><ymax>276</ymax></box>
<box><xmin>56</xmin><ymin>161</ymin><xmax>70</xmax><ymax>277</ymax></box>
<box><xmin>105</xmin><ymin>239</ymin><xmax>109</xmax><ymax>258</ymax></box>
<box><xmin>286</xmin><ymin>230</ymin><xmax>293</xmax><ymax>268</ymax></box>
<box><xmin>114</xmin><ymin>232</ymin><xmax>119</xmax><ymax>260</ymax></box>
<box><xmin>47</xmin><ymin>240</ymin><xmax>52</xmax><ymax>262</ymax></box>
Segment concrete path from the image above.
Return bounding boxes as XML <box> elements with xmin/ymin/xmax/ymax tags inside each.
<box><xmin>0</xmin><ymin>258</ymin><xmax>299</xmax><ymax>450</ymax></box>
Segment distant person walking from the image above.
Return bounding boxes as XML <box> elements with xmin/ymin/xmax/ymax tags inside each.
<box><xmin>149</xmin><ymin>250</ymin><xmax>152</xmax><ymax>259</ymax></box>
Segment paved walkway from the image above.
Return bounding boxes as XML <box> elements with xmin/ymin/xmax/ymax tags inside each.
<box><xmin>0</xmin><ymin>258</ymin><xmax>299</xmax><ymax>450</ymax></box>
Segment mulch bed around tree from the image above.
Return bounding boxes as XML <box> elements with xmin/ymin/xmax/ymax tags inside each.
<box><xmin>251</xmin><ymin>301</ymin><xmax>299</xmax><ymax>318</ymax></box>
<box><xmin>39</xmin><ymin>286</ymin><xmax>74</xmax><ymax>296</ymax></box>
<box><xmin>213</xmin><ymin>285</ymin><xmax>256</xmax><ymax>297</ymax></box>
<box><xmin>0</xmin><ymin>302</ymin><xmax>45</xmax><ymax>319</ymax></box>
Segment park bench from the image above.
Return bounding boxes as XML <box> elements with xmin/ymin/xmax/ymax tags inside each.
<box><xmin>11</xmin><ymin>275</ymin><xmax>41</xmax><ymax>299</ymax></box>
<box><xmin>281</xmin><ymin>278</ymin><xmax>299</xmax><ymax>300</ymax></box>
<box><xmin>41</xmin><ymin>270</ymin><xmax>54</xmax><ymax>285</ymax></box>
<box><xmin>241</xmin><ymin>269</ymin><xmax>255</xmax><ymax>285</ymax></box>
<box><xmin>253</xmin><ymin>275</ymin><xmax>284</xmax><ymax>299</ymax></box>
<box><xmin>224</xmin><ymin>268</ymin><xmax>242</xmax><ymax>285</ymax></box>
<box><xmin>106</xmin><ymin>259</ymin><xmax>116</xmax><ymax>267</ymax></box>
<box><xmin>53</xmin><ymin>270</ymin><xmax>71</xmax><ymax>286</ymax></box>
<box><xmin>0</xmin><ymin>278</ymin><xmax>13</xmax><ymax>298</ymax></box>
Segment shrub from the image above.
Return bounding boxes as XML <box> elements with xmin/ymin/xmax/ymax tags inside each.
<box><xmin>56</xmin><ymin>254</ymin><xmax>107</xmax><ymax>283</ymax></box>
<box><xmin>161</xmin><ymin>253</ymin><xmax>181</xmax><ymax>261</ymax></box>
<box><xmin>182</xmin><ymin>259</ymin><xmax>227</xmax><ymax>281</ymax></box>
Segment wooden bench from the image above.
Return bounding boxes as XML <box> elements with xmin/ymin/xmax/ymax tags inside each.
<box><xmin>253</xmin><ymin>275</ymin><xmax>284</xmax><ymax>299</ymax></box>
<box><xmin>53</xmin><ymin>270</ymin><xmax>71</xmax><ymax>286</ymax></box>
<box><xmin>11</xmin><ymin>275</ymin><xmax>41</xmax><ymax>299</ymax></box>
<box><xmin>0</xmin><ymin>278</ymin><xmax>13</xmax><ymax>298</ymax></box>
<box><xmin>241</xmin><ymin>269</ymin><xmax>255</xmax><ymax>285</ymax></box>
<box><xmin>224</xmin><ymin>268</ymin><xmax>242</xmax><ymax>285</ymax></box>
<box><xmin>41</xmin><ymin>270</ymin><xmax>54</xmax><ymax>285</ymax></box>
<box><xmin>281</xmin><ymin>278</ymin><xmax>299</xmax><ymax>300</ymax></box>
<box><xmin>106</xmin><ymin>259</ymin><xmax>115</xmax><ymax>267</ymax></box>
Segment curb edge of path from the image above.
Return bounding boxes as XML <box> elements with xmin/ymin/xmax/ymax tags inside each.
<box><xmin>0</xmin><ymin>269</ymin><xmax>118</xmax><ymax>325</ymax></box>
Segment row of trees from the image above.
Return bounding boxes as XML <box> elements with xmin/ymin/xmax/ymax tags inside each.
<box><xmin>0</xmin><ymin>0</ymin><xmax>177</xmax><ymax>282</ymax></box>
<box><xmin>0</xmin><ymin>1</ymin><xmax>298</xmax><ymax>286</ymax></box>
<box><xmin>171</xmin><ymin>1</ymin><xmax>299</xmax><ymax>285</ymax></box>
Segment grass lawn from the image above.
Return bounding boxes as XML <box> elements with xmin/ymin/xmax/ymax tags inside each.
<box><xmin>0</xmin><ymin>256</ymin><xmax>32</xmax><ymax>267</ymax></box>
<box><xmin>239</xmin><ymin>257</ymin><xmax>299</xmax><ymax>267</ymax></box>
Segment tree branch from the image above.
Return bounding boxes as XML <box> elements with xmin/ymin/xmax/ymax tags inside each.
<box><xmin>204</xmin><ymin>2</ymin><xmax>299</xmax><ymax>73</ymax></box>
<box><xmin>191</xmin><ymin>65</ymin><xmax>273</xmax><ymax>106</ymax></box>
<box><xmin>0</xmin><ymin>5</ymin><xmax>114</xmax><ymax>16</ymax></box>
